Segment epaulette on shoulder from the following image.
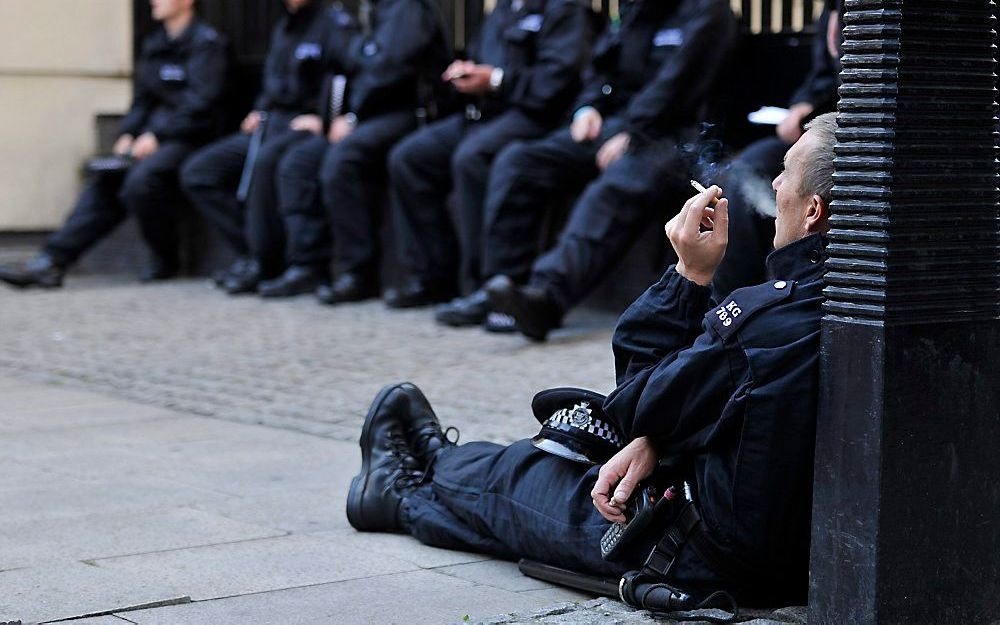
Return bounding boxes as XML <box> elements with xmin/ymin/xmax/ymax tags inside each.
<box><xmin>707</xmin><ymin>279</ymin><xmax>795</xmax><ymax>341</ymax></box>
<box><xmin>328</xmin><ymin>7</ymin><xmax>354</xmax><ymax>27</ymax></box>
<box><xmin>193</xmin><ymin>24</ymin><xmax>220</xmax><ymax>43</ymax></box>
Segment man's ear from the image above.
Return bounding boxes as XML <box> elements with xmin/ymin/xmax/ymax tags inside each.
<box><xmin>805</xmin><ymin>195</ymin><xmax>830</xmax><ymax>233</ymax></box>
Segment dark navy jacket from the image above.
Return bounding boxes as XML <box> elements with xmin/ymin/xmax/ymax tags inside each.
<box><xmin>337</xmin><ymin>0</ymin><xmax>452</xmax><ymax>121</ymax></box>
<box><xmin>254</xmin><ymin>3</ymin><xmax>356</xmax><ymax>115</ymax></box>
<box><xmin>466</xmin><ymin>0</ymin><xmax>590</xmax><ymax>122</ymax></box>
<box><xmin>604</xmin><ymin>233</ymin><xmax>827</xmax><ymax>599</ymax></box>
<box><xmin>574</xmin><ymin>0</ymin><xmax>735</xmax><ymax>141</ymax></box>
<box><xmin>119</xmin><ymin>18</ymin><xmax>228</xmax><ymax>143</ymax></box>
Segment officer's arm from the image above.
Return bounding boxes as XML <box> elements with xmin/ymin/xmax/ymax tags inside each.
<box><xmin>119</xmin><ymin>59</ymin><xmax>155</xmax><ymax>138</ymax></box>
<box><xmin>604</xmin><ymin>303</ymin><xmax>738</xmax><ymax>453</ymax></box>
<box><xmin>148</xmin><ymin>37</ymin><xmax>229</xmax><ymax>141</ymax></box>
<box><xmin>621</xmin><ymin>0</ymin><xmax>734</xmax><ymax>141</ymax></box>
<box><xmin>499</xmin><ymin>2</ymin><xmax>589</xmax><ymax>115</ymax></box>
<box><xmin>788</xmin><ymin>9</ymin><xmax>838</xmax><ymax>110</ymax></box>
<box><xmin>322</xmin><ymin>11</ymin><xmax>360</xmax><ymax>77</ymax></box>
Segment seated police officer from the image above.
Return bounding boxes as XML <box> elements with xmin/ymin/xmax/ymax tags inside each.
<box><xmin>345</xmin><ymin>114</ymin><xmax>836</xmax><ymax>610</ymax></box>
<box><xmin>470</xmin><ymin>0</ymin><xmax>735</xmax><ymax>339</ymax></box>
<box><xmin>180</xmin><ymin>0</ymin><xmax>355</xmax><ymax>295</ymax></box>
<box><xmin>711</xmin><ymin>7</ymin><xmax>839</xmax><ymax>298</ymax></box>
<box><xmin>382</xmin><ymin>0</ymin><xmax>591</xmax><ymax>309</ymax></box>
<box><xmin>256</xmin><ymin>0</ymin><xmax>452</xmax><ymax>301</ymax></box>
<box><xmin>0</xmin><ymin>0</ymin><xmax>227</xmax><ymax>289</ymax></box>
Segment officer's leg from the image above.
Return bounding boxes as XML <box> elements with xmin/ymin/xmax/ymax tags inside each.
<box><xmin>121</xmin><ymin>141</ymin><xmax>198</xmax><ymax>269</ymax></box>
<box><xmin>244</xmin><ymin>129</ymin><xmax>311</xmax><ymax>278</ymax></box>
<box><xmin>179</xmin><ymin>133</ymin><xmax>251</xmax><ymax>256</ymax></box>
<box><xmin>405</xmin><ymin>440</ymin><xmax>631</xmax><ymax>577</ymax></box>
<box><xmin>42</xmin><ymin>172</ymin><xmax>128</xmax><ymax>268</ymax></box>
<box><xmin>531</xmin><ymin>141</ymin><xmax>690</xmax><ymax>312</ymax></box>
<box><xmin>450</xmin><ymin>110</ymin><xmax>549</xmax><ymax>286</ymax></box>
<box><xmin>322</xmin><ymin>111</ymin><xmax>417</xmax><ymax>280</ymax></box>
<box><xmin>387</xmin><ymin>114</ymin><xmax>465</xmax><ymax>286</ymax></box>
<box><xmin>481</xmin><ymin>129</ymin><xmax>601</xmax><ymax>284</ymax></box>
<box><xmin>711</xmin><ymin>137</ymin><xmax>786</xmax><ymax>298</ymax></box>
<box><xmin>277</xmin><ymin>135</ymin><xmax>333</xmax><ymax>272</ymax></box>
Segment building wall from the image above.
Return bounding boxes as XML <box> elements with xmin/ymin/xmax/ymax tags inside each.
<box><xmin>0</xmin><ymin>0</ymin><xmax>132</xmax><ymax>231</ymax></box>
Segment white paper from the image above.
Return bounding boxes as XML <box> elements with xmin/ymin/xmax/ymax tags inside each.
<box><xmin>748</xmin><ymin>106</ymin><xmax>790</xmax><ymax>126</ymax></box>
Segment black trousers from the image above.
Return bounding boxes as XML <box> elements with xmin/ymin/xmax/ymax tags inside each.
<box><xmin>708</xmin><ymin>136</ymin><xmax>783</xmax><ymax>299</ymax></box>
<box><xmin>405</xmin><ymin>439</ymin><xmax>726</xmax><ymax>600</ymax></box>
<box><xmin>501</xmin><ymin>134</ymin><xmax>692</xmax><ymax>312</ymax></box>
<box><xmin>480</xmin><ymin>118</ymin><xmax>627</xmax><ymax>284</ymax></box>
<box><xmin>388</xmin><ymin>109</ymin><xmax>551</xmax><ymax>288</ymax></box>
<box><xmin>44</xmin><ymin>141</ymin><xmax>197</xmax><ymax>268</ymax></box>
<box><xmin>180</xmin><ymin>115</ymin><xmax>311</xmax><ymax>276</ymax></box>
<box><xmin>277</xmin><ymin>111</ymin><xmax>417</xmax><ymax>277</ymax></box>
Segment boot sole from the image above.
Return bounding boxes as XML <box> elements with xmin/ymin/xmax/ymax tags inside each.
<box><xmin>346</xmin><ymin>382</ymin><xmax>408</xmax><ymax>531</ymax></box>
<box><xmin>485</xmin><ymin>284</ymin><xmax>549</xmax><ymax>342</ymax></box>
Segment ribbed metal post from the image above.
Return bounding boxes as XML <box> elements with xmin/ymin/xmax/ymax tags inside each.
<box><xmin>809</xmin><ymin>1</ymin><xmax>1000</xmax><ymax>623</ymax></box>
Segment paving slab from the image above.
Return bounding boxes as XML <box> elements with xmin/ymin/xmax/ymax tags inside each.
<box><xmin>435</xmin><ymin>560</ymin><xmax>560</xmax><ymax>592</ymax></box>
<box><xmin>119</xmin><ymin>570</ymin><xmax>554</xmax><ymax>625</ymax></box>
<box><xmin>93</xmin><ymin>533</ymin><xmax>419</xmax><ymax>600</ymax></box>
<box><xmin>316</xmin><ymin>529</ymin><xmax>493</xmax><ymax>568</ymax></box>
<box><xmin>0</xmin><ymin>507</ymin><xmax>284</xmax><ymax>568</ymax></box>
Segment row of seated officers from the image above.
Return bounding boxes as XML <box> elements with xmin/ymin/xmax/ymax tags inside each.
<box><xmin>0</xmin><ymin>0</ymin><xmax>839</xmax><ymax>342</ymax></box>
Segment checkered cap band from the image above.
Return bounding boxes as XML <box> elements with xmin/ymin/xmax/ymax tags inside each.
<box><xmin>543</xmin><ymin>403</ymin><xmax>624</xmax><ymax>449</ymax></box>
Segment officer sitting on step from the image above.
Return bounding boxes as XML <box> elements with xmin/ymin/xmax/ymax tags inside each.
<box><xmin>256</xmin><ymin>0</ymin><xmax>452</xmax><ymax>302</ymax></box>
<box><xmin>382</xmin><ymin>0</ymin><xmax>591</xmax><ymax>309</ymax></box>
<box><xmin>0</xmin><ymin>0</ymin><xmax>227</xmax><ymax>289</ymax></box>
<box><xmin>437</xmin><ymin>0</ymin><xmax>736</xmax><ymax>332</ymax></box>
<box><xmin>180</xmin><ymin>0</ymin><xmax>355</xmax><ymax>295</ymax></box>
<box><xmin>471</xmin><ymin>0</ymin><xmax>736</xmax><ymax>339</ymax></box>
<box><xmin>345</xmin><ymin>113</ymin><xmax>837</xmax><ymax>610</ymax></box>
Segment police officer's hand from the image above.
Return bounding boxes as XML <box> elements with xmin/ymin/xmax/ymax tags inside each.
<box><xmin>448</xmin><ymin>64</ymin><xmax>495</xmax><ymax>96</ymax></box>
<box><xmin>130</xmin><ymin>132</ymin><xmax>159</xmax><ymax>161</ymax></box>
<box><xmin>777</xmin><ymin>103</ymin><xmax>814</xmax><ymax>145</ymax></box>
<box><xmin>665</xmin><ymin>185</ymin><xmax>729</xmax><ymax>286</ymax></box>
<box><xmin>592</xmin><ymin>437</ymin><xmax>658</xmax><ymax>523</ymax></box>
<box><xmin>442</xmin><ymin>60</ymin><xmax>474</xmax><ymax>82</ymax></box>
<box><xmin>596</xmin><ymin>133</ymin><xmax>631</xmax><ymax>170</ymax></box>
<box><xmin>290</xmin><ymin>114</ymin><xmax>323</xmax><ymax>135</ymax></box>
<box><xmin>112</xmin><ymin>134</ymin><xmax>134</xmax><ymax>157</ymax></box>
<box><xmin>241</xmin><ymin>110</ymin><xmax>264</xmax><ymax>134</ymax></box>
<box><xmin>328</xmin><ymin>115</ymin><xmax>355</xmax><ymax>144</ymax></box>
<box><xmin>570</xmin><ymin>107</ymin><xmax>603</xmax><ymax>143</ymax></box>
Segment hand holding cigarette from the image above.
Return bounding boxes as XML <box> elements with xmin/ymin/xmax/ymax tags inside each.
<box><xmin>665</xmin><ymin>182</ymin><xmax>729</xmax><ymax>286</ymax></box>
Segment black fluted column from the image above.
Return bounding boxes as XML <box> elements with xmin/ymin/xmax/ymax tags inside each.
<box><xmin>809</xmin><ymin>2</ymin><xmax>1000</xmax><ymax>624</ymax></box>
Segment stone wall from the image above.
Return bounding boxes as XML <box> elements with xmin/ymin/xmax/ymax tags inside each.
<box><xmin>0</xmin><ymin>0</ymin><xmax>132</xmax><ymax>231</ymax></box>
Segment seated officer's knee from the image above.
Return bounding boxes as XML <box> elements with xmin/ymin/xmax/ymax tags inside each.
<box><xmin>491</xmin><ymin>142</ymin><xmax>531</xmax><ymax>180</ymax></box>
<box><xmin>451</xmin><ymin>140</ymin><xmax>489</xmax><ymax>182</ymax></box>
<box><xmin>179</xmin><ymin>152</ymin><xmax>211</xmax><ymax>193</ymax></box>
<box><xmin>320</xmin><ymin>143</ymin><xmax>364</xmax><ymax>190</ymax></box>
<box><xmin>118</xmin><ymin>169</ymin><xmax>157</xmax><ymax>212</ymax></box>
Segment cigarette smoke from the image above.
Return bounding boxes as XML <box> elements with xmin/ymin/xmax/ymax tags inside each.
<box><xmin>687</xmin><ymin>124</ymin><xmax>778</xmax><ymax>220</ymax></box>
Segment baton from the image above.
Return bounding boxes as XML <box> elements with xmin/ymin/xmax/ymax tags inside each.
<box><xmin>517</xmin><ymin>559</ymin><xmax>620</xmax><ymax>598</ymax></box>
<box><xmin>236</xmin><ymin>112</ymin><xmax>269</xmax><ymax>204</ymax></box>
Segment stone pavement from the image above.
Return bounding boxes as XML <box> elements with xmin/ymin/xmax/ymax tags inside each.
<box><xmin>0</xmin><ymin>276</ymin><xmax>805</xmax><ymax>624</ymax></box>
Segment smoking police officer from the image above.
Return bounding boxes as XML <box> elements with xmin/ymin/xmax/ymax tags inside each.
<box><xmin>256</xmin><ymin>0</ymin><xmax>453</xmax><ymax>301</ymax></box>
<box><xmin>180</xmin><ymin>0</ymin><xmax>355</xmax><ymax>295</ymax></box>
<box><xmin>0</xmin><ymin>0</ymin><xmax>227</xmax><ymax>289</ymax></box>
<box><xmin>381</xmin><ymin>0</ymin><xmax>592</xmax><ymax>309</ymax></box>
<box><xmin>344</xmin><ymin>114</ymin><xmax>838</xmax><ymax>612</ymax></box>
<box><xmin>476</xmin><ymin>0</ymin><xmax>736</xmax><ymax>339</ymax></box>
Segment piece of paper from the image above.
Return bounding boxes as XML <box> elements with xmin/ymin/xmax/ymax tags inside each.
<box><xmin>748</xmin><ymin>106</ymin><xmax>790</xmax><ymax>126</ymax></box>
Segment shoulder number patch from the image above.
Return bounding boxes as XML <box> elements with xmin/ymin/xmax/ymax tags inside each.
<box><xmin>708</xmin><ymin>280</ymin><xmax>795</xmax><ymax>341</ymax></box>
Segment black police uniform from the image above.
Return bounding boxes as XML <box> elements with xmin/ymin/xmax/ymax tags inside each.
<box><xmin>180</xmin><ymin>3</ymin><xmax>355</xmax><ymax>278</ymax></box>
<box><xmin>479</xmin><ymin>0</ymin><xmax>734</xmax><ymax>310</ymax></box>
<box><xmin>711</xmin><ymin>8</ymin><xmax>839</xmax><ymax>298</ymax></box>
<box><xmin>387</xmin><ymin>0</ymin><xmax>590</xmax><ymax>293</ymax></box>
<box><xmin>41</xmin><ymin>19</ymin><xmax>227</xmax><ymax>271</ymax></box>
<box><xmin>275</xmin><ymin>0</ymin><xmax>452</xmax><ymax>285</ymax></box>
<box><xmin>397</xmin><ymin>233</ymin><xmax>828</xmax><ymax>606</ymax></box>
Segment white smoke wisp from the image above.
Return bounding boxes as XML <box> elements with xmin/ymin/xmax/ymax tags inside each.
<box><xmin>731</xmin><ymin>166</ymin><xmax>777</xmax><ymax>219</ymax></box>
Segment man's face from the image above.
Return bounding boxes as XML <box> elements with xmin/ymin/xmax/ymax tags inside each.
<box><xmin>150</xmin><ymin>0</ymin><xmax>192</xmax><ymax>21</ymax></box>
<box><xmin>771</xmin><ymin>131</ymin><xmax>818</xmax><ymax>249</ymax></box>
<box><xmin>284</xmin><ymin>0</ymin><xmax>311</xmax><ymax>12</ymax></box>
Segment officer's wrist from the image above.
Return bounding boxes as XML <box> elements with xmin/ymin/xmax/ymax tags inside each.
<box><xmin>675</xmin><ymin>261</ymin><xmax>714</xmax><ymax>287</ymax></box>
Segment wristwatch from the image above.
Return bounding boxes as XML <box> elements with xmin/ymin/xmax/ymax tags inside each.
<box><xmin>343</xmin><ymin>112</ymin><xmax>358</xmax><ymax>127</ymax></box>
<box><xmin>489</xmin><ymin>67</ymin><xmax>505</xmax><ymax>92</ymax></box>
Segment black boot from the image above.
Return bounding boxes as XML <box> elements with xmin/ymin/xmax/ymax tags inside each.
<box><xmin>434</xmin><ymin>289</ymin><xmax>490</xmax><ymax>327</ymax></box>
<box><xmin>223</xmin><ymin>259</ymin><xmax>262</xmax><ymax>295</ymax></box>
<box><xmin>317</xmin><ymin>273</ymin><xmax>379</xmax><ymax>305</ymax></box>
<box><xmin>0</xmin><ymin>254</ymin><xmax>65</xmax><ymax>289</ymax></box>
<box><xmin>484</xmin><ymin>275</ymin><xmax>563</xmax><ymax>342</ymax></box>
<box><xmin>346</xmin><ymin>384</ymin><xmax>427</xmax><ymax>532</ymax></box>
<box><xmin>139</xmin><ymin>254</ymin><xmax>179</xmax><ymax>283</ymax></box>
<box><xmin>391</xmin><ymin>383</ymin><xmax>458</xmax><ymax>468</ymax></box>
<box><xmin>258</xmin><ymin>265</ymin><xmax>324</xmax><ymax>299</ymax></box>
<box><xmin>384</xmin><ymin>278</ymin><xmax>457</xmax><ymax>309</ymax></box>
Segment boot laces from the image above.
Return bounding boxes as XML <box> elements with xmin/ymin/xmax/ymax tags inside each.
<box><xmin>386</xmin><ymin>427</ymin><xmax>424</xmax><ymax>492</ymax></box>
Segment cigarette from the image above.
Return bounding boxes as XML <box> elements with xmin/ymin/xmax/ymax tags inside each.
<box><xmin>690</xmin><ymin>179</ymin><xmax>720</xmax><ymax>206</ymax></box>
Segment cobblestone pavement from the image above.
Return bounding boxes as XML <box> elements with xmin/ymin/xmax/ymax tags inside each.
<box><xmin>0</xmin><ymin>276</ymin><xmax>617</xmax><ymax>444</ymax></box>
